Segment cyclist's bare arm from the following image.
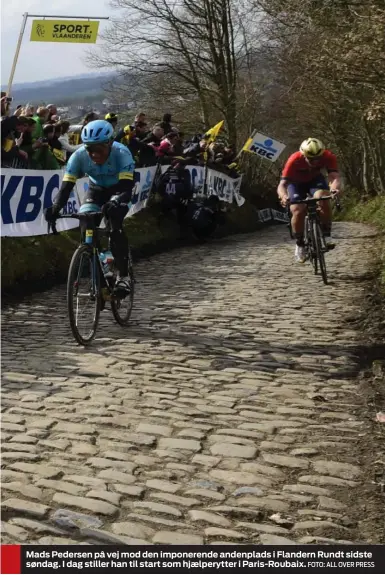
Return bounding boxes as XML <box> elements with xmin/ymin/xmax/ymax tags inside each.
<box><xmin>328</xmin><ymin>171</ymin><xmax>342</xmax><ymax>194</ymax></box>
<box><xmin>277</xmin><ymin>179</ymin><xmax>289</xmax><ymax>206</ymax></box>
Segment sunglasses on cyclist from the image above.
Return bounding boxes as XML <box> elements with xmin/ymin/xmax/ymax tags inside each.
<box><xmin>85</xmin><ymin>143</ymin><xmax>110</xmax><ymax>154</ymax></box>
<box><xmin>307</xmin><ymin>155</ymin><xmax>323</xmax><ymax>163</ymax></box>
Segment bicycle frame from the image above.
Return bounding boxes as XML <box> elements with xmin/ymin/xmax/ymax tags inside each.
<box><xmin>287</xmin><ymin>194</ymin><xmax>335</xmax><ymax>236</ymax></box>
<box><xmin>48</xmin><ymin>212</ymin><xmax>108</xmax><ymax>294</ymax></box>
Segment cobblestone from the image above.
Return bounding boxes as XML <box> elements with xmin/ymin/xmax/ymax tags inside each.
<box><xmin>1</xmin><ymin>224</ymin><xmax>380</xmax><ymax>545</ymax></box>
<box><xmin>52</xmin><ymin>494</ymin><xmax>117</xmax><ymax>516</ymax></box>
<box><xmin>152</xmin><ymin>531</ymin><xmax>203</xmax><ymax>545</ymax></box>
<box><xmin>2</xmin><ymin>498</ymin><xmax>49</xmax><ymax>518</ymax></box>
<box><xmin>111</xmin><ymin>521</ymin><xmax>155</xmax><ymax>540</ymax></box>
<box><xmin>312</xmin><ymin>460</ymin><xmax>362</xmax><ymax>480</ymax></box>
<box><xmin>188</xmin><ymin>510</ymin><xmax>231</xmax><ymax>527</ymax></box>
<box><xmin>209</xmin><ymin>443</ymin><xmax>257</xmax><ymax>459</ymax></box>
<box><xmin>158</xmin><ymin>438</ymin><xmax>201</xmax><ymax>452</ymax></box>
<box><xmin>1</xmin><ymin>482</ymin><xmax>43</xmax><ymax>500</ymax></box>
<box><xmin>260</xmin><ymin>534</ymin><xmax>297</xmax><ymax>545</ymax></box>
<box><xmin>146</xmin><ymin>480</ymin><xmax>180</xmax><ymax>493</ymax></box>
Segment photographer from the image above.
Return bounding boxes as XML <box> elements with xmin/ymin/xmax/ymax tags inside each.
<box><xmin>30</xmin><ymin>124</ymin><xmax>60</xmax><ymax>170</ymax></box>
<box><xmin>156</xmin><ymin>157</ymin><xmax>193</xmax><ymax>236</ymax></box>
<box><xmin>1</xmin><ymin>114</ymin><xmax>29</xmax><ymax>168</ymax></box>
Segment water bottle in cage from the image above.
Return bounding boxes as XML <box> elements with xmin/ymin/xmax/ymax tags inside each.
<box><xmin>99</xmin><ymin>251</ymin><xmax>114</xmax><ymax>278</ymax></box>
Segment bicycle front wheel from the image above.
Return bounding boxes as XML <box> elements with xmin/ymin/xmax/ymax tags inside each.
<box><xmin>111</xmin><ymin>251</ymin><xmax>135</xmax><ymax>326</ymax></box>
<box><xmin>67</xmin><ymin>245</ymin><xmax>101</xmax><ymax>345</ymax></box>
<box><xmin>312</xmin><ymin>221</ymin><xmax>328</xmax><ymax>284</ymax></box>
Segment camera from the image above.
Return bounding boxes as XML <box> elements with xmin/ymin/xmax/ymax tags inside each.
<box><xmin>6</xmin><ymin>97</ymin><xmax>13</xmax><ymax>103</ymax></box>
<box><xmin>41</xmin><ymin>138</ymin><xmax>49</xmax><ymax>143</ymax></box>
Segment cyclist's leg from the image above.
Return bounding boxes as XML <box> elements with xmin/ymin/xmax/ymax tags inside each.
<box><xmin>79</xmin><ymin>184</ymin><xmax>104</xmax><ymax>239</ymax></box>
<box><xmin>288</xmin><ymin>183</ymin><xmax>309</xmax><ymax>263</ymax></box>
<box><xmin>288</xmin><ymin>182</ymin><xmax>307</xmax><ymax>243</ymax></box>
<box><xmin>107</xmin><ymin>204</ymin><xmax>130</xmax><ymax>293</ymax></box>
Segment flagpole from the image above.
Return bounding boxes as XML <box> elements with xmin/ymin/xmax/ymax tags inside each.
<box><xmin>7</xmin><ymin>12</ymin><xmax>28</xmax><ymax>95</ymax></box>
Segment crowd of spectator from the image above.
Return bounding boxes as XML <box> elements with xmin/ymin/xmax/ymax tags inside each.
<box><xmin>1</xmin><ymin>93</ymin><xmax>240</xmax><ymax>177</ymax></box>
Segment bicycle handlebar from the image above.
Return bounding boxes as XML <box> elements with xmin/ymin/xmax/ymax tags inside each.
<box><xmin>297</xmin><ymin>195</ymin><xmax>333</xmax><ymax>203</ymax></box>
<box><xmin>47</xmin><ymin>204</ymin><xmax>129</xmax><ymax>236</ymax></box>
<box><xmin>288</xmin><ymin>193</ymin><xmax>342</xmax><ymax>210</ymax></box>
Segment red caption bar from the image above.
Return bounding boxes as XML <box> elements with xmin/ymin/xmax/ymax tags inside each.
<box><xmin>1</xmin><ymin>545</ymin><xmax>21</xmax><ymax>574</ymax></box>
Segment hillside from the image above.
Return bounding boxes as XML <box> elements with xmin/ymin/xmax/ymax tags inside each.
<box><xmin>3</xmin><ymin>72</ymin><xmax>116</xmax><ymax>105</ymax></box>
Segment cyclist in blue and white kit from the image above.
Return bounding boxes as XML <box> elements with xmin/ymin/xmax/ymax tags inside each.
<box><xmin>45</xmin><ymin>120</ymin><xmax>135</xmax><ymax>296</ymax></box>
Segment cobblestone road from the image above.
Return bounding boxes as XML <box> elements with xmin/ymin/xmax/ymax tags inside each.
<box><xmin>1</xmin><ymin>223</ymin><xmax>382</xmax><ymax>545</ymax></box>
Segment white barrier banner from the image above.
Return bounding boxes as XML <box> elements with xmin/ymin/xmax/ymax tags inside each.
<box><xmin>256</xmin><ymin>208</ymin><xmax>289</xmax><ymax>223</ymax></box>
<box><xmin>129</xmin><ymin>165</ymin><xmax>158</xmax><ymax>215</ymax></box>
<box><xmin>161</xmin><ymin>165</ymin><xmax>243</xmax><ymax>204</ymax></box>
<box><xmin>1</xmin><ymin>165</ymin><xmax>244</xmax><ymax>237</ymax></box>
<box><xmin>271</xmin><ymin>208</ymin><xmax>289</xmax><ymax>223</ymax></box>
<box><xmin>1</xmin><ymin>169</ymin><xmax>81</xmax><ymax>237</ymax></box>
<box><xmin>257</xmin><ymin>208</ymin><xmax>272</xmax><ymax>222</ymax></box>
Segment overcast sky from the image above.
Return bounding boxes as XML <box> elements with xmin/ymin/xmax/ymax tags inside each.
<box><xmin>1</xmin><ymin>0</ymin><xmax>113</xmax><ymax>85</ymax></box>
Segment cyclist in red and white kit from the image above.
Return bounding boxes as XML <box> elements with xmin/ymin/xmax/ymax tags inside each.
<box><xmin>277</xmin><ymin>138</ymin><xmax>342</xmax><ymax>262</ymax></box>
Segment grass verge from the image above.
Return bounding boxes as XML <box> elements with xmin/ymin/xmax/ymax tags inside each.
<box><xmin>335</xmin><ymin>191</ymin><xmax>385</xmax><ymax>290</ymax></box>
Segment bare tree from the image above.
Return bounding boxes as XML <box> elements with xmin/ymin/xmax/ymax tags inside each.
<box><xmin>89</xmin><ymin>0</ymin><xmax>263</xmax><ymax>146</ymax></box>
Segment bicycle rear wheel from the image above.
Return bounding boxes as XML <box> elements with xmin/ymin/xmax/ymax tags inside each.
<box><xmin>67</xmin><ymin>245</ymin><xmax>101</xmax><ymax>345</ymax></box>
<box><xmin>312</xmin><ymin>221</ymin><xmax>328</xmax><ymax>284</ymax></box>
<box><xmin>111</xmin><ymin>250</ymin><xmax>135</xmax><ymax>326</ymax></box>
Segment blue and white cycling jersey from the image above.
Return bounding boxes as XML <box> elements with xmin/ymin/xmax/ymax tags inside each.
<box><xmin>63</xmin><ymin>141</ymin><xmax>135</xmax><ymax>188</ymax></box>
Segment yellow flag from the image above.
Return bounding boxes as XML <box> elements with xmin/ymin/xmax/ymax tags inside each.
<box><xmin>204</xmin><ymin>120</ymin><xmax>224</xmax><ymax>143</ymax></box>
<box><xmin>30</xmin><ymin>20</ymin><xmax>100</xmax><ymax>44</ymax></box>
<box><xmin>242</xmin><ymin>136</ymin><xmax>254</xmax><ymax>152</ymax></box>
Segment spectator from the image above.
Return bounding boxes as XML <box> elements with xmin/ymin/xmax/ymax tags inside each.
<box><xmin>68</xmin><ymin>111</ymin><xmax>98</xmax><ymax>146</ymax></box>
<box><xmin>30</xmin><ymin>124</ymin><xmax>60</xmax><ymax>170</ymax></box>
<box><xmin>115</xmin><ymin>124</ymin><xmax>155</xmax><ymax>167</ymax></box>
<box><xmin>172</xmin><ymin>130</ymin><xmax>185</xmax><ymax>156</ymax></box>
<box><xmin>134</xmin><ymin>112</ymin><xmax>146</xmax><ymax>124</ymax></box>
<box><xmin>1</xmin><ymin>93</ymin><xmax>11</xmax><ymax>117</ymax></box>
<box><xmin>156</xmin><ymin>132</ymin><xmax>179</xmax><ymax>162</ymax></box>
<box><xmin>134</xmin><ymin>120</ymin><xmax>149</xmax><ymax>141</ymax></box>
<box><xmin>183</xmin><ymin>137</ymin><xmax>208</xmax><ymax>164</ymax></box>
<box><xmin>157</xmin><ymin>157</ymin><xmax>193</xmax><ymax>236</ymax></box>
<box><xmin>105</xmin><ymin>112</ymin><xmax>119</xmax><ymax>133</ymax></box>
<box><xmin>13</xmin><ymin>105</ymin><xmax>23</xmax><ymax>117</ymax></box>
<box><xmin>50</xmin><ymin>124</ymin><xmax>66</xmax><ymax>165</ymax></box>
<box><xmin>160</xmin><ymin>113</ymin><xmax>172</xmax><ymax>135</ymax></box>
<box><xmin>21</xmin><ymin>104</ymin><xmax>35</xmax><ymax>117</ymax></box>
<box><xmin>57</xmin><ymin>120</ymin><xmax>83</xmax><ymax>159</ymax></box>
<box><xmin>142</xmin><ymin>125</ymin><xmax>164</xmax><ymax>147</ymax></box>
<box><xmin>1</xmin><ymin>115</ymin><xmax>29</xmax><ymax>167</ymax></box>
<box><xmin>18</xmin><ymin>117</ymin><xmax>37</xmax><ymax>158</ymax></box>
<box><xmin>47</xmin><ymin>104</ymin><xmax>58</xmax><ymax>123</ymax></box>
<box><xmin>115</xmin><ymin>124</ymin><xmax>133</xmax><ymax>146</ymax></box>
<box><xmin>32</xmin><ymin>107</ymin><xmax>49</xmax><ymax>141</ymax></box>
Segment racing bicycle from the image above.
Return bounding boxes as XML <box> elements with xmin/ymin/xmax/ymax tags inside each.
<box><xmin>48</xmin><ymin>211</ymin><xmax>134</xmax><ymax>346</ymax></box>
<box><xmin>288</xmin><ymin>195</ymin><xmax>341</xmax><ymax>285</ymax></box>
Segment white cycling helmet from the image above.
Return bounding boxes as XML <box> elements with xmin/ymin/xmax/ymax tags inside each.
<box><xmin>300</xmin><ymin>138</ymin><xmax>325</xmax><ymax>158</ymax></box>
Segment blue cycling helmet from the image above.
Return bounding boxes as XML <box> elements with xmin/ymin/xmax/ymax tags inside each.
<box><xmin>82</xmin><ymin>120</ymin><xmax>114</xmax><ymax>144</ymax></box>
